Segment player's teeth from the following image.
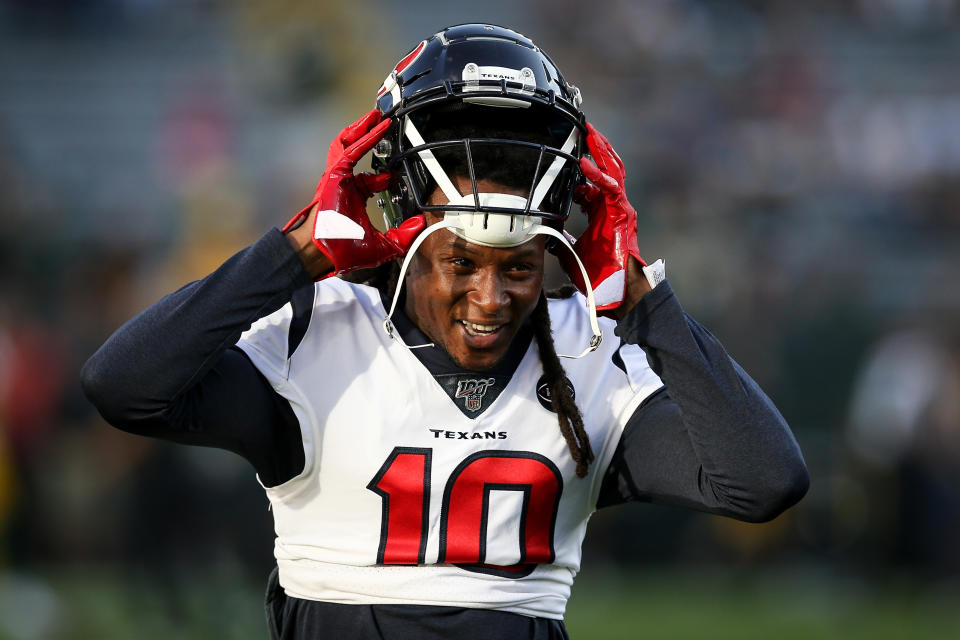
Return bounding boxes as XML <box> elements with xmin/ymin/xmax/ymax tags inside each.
<box><xmin>461</xmin><ymin>321</ymin><xmax>502</xmax><ymax>335</ymax></box>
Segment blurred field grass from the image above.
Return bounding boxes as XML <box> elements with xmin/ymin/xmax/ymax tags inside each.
<box><xmin>2</xmin><ymin>565</ymin><xmax>958</xmax><ymax>639</ymax></box>
<box><xmin>566</xmin><ymin>566</ymin><xmax>960</xmax><ymax>639</ymax></box>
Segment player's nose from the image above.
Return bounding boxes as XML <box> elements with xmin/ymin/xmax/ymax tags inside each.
<box><xmin>468</xmin><ymin>272</ymin><xmax>509</xmax><ymax>315</ymax></box>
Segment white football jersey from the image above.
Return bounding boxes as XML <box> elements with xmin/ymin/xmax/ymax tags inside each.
<box><xmin>236</xmin><ymin>278</ymin><xmax>662</xmax><ymax>619</ymax></box>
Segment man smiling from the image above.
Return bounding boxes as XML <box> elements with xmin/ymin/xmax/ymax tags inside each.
<box><xmin>404</xmin><ymin>179</ymin><xmax>548</xmax><ymax>371</ymax></box>
<box><xmin>82</xmin><ymin>23</ymin><xmax>808</xmax><ymax>640</ymax></box>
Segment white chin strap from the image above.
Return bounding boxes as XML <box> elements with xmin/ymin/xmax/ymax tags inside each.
<box><xmin>382</xmin><ymin>209</ymin><xmax>603</xmax><ymax>360</ymax></box>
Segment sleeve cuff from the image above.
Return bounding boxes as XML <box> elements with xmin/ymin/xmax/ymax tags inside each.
<box><xmin>613</xmin><ymin>279</ymin><xmax>677</xmax><ymax>344</ymax></box>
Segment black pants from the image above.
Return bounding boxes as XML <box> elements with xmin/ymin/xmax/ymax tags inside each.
<box><xmin>264</xmin><ymin>567</ymin><xmax>570</xmax><ymax>640</ymax></box>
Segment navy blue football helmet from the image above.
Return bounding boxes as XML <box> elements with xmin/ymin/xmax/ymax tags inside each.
<box><xmin>372</xmin><ymin>24</ymin><xmax>586</xmax><ymax>243</ymax></box>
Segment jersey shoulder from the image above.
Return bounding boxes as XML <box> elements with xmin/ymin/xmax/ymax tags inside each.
<box><xmin>546</xmin><ymin>293</ymin><xmax>663</xmax><ymax>396</ymax></box>
<box><xmin>236</xmin><ymin>277</ymin><xmax>384</xmax><ymax>378</ymax></box>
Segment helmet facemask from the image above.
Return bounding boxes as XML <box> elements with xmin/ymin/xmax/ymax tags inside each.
<box><xmin>376</xmin><ymin>102</ymin><xmax>583</xmax><ymax>234</ymax></box>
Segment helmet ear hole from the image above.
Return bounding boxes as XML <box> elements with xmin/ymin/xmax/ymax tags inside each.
<box><xmin>381</xmin><ymin>179</ymin><xmax>409</xmax><ymax>228</ymax></box>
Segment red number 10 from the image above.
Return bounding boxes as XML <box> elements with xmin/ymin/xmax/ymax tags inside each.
<box><xmin>367</xmin><ymin>448</ymin><xmax>563</xmax><ymax>577</ymax></box>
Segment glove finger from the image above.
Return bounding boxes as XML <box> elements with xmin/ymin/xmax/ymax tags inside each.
<box><xmin>327</xmin><ymin>110</ymin><xmax>381</xmax><ymax>168</ymax></box>
<box><xmin>584</xmin><ymin>122</ymin><xmax>611</xmax><ymax>174</ymax></box>
<box><xmin>596</xmin><ymin>130</ymin><xmax>626</xmax><ymax>179</ymax></box>
<box><xmin>384</xmin><ymin>214</ymin><xmax>426</xmax><ymax>253</ymax></box>
<box><xmin>579</xmin><ymin>156</ymin><xmax>619</xmax><ymax>195</ymax></box>
<box><xmin>585</xmin><ymin>122</ymin><xmax>625</xmax><ymax>182</ymax></box>
<box><xmin>354</xmin><ymin>171</ymin><xmax>393</xmax><ymax>198</ymax></box>
<box><xmin>338</xmin><ymin>109</ymin><xmax>383</xmax><ymax>147</ymax></box>
<box><xmin>343</xmin><ymin>117</ymin><xmax>392</xmax><ymax>166</ymax></box>
<box><xmin>573</xmin><ymin>183</ymin><xmax>601</xmax><ymax>205</ymax></box>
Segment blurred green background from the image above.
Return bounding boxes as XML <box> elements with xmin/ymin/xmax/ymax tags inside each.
<box><xmin>1</xmin><ymin>0</ymin><xmax>959</xmax><ymax>638</ymax></box>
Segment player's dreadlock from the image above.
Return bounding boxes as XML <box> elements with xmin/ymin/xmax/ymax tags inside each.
<box><xmin>533</xmin><ymin>287</ymin><xmax>594</xmax><ymax>478</ymax></box>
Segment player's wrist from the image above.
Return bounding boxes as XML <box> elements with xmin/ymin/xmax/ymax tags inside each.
<box><xmin>615</xmin><ymin>257</ymin><xmax>664</xmax><ymax>320</ymax></box>
<box><xmin>285</xmin><ymin>220</ymin><xmax>334</xmax><ymax>279</ymax></box>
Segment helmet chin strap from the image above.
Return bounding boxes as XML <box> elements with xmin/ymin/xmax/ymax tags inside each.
<box><xmin>382</xmin><ymin>213</ymin><xmax>603</xmax><ymax>359</ymax></box>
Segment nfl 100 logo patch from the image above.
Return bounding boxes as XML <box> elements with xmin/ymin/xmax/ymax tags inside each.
<box><xmin>454</xmin><ymin>377</ymin><xmax>497</xmax><ymax>412</ymax></box>
<box><xmin>535</xmin><ymin>374</ymin><xmax>575</xmax><ymax>412</ymax></box>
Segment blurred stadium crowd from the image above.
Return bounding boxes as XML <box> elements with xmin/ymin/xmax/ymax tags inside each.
<box><xmin>1</xmin><ymin>0</ymin><xmax>959</xmax><ymax>637</ymax></box>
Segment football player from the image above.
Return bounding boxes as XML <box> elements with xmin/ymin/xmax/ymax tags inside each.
<box><xmin>82</xmin><ymin>24</ymin><xmax>808</xmax><ymax>639</ymax></box>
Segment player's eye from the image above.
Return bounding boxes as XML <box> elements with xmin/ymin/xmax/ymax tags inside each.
<box><xmin>450</xmin><ymin>257</ymin><xmax>475</xmax><ymax>269</ymax></box>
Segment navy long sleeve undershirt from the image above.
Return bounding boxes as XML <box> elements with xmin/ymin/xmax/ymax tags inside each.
<box><xmin>81</xmin><ymin>229</ymin><xmax>808</xmax><ymax>520</ymax></box>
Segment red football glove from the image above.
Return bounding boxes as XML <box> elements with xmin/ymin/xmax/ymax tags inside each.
<box><xmin>282</xmin><ymin>109</ymin><xmax>425</xmax><ymax>278</ymax></box>
<box><xmin>558</xmin><ymin>122</ymin><xmax>646</xmax><ymax>313</ymax></box>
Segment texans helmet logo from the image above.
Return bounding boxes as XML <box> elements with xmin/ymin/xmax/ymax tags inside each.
<box><xmin>376</xmin><ymin>40</ymin><xmax>427</xmax><ymax>99</ymax></box>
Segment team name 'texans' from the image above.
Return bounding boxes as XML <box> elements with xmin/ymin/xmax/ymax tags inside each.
<box><xmin>429</xmin><ymin>429</ymin><xmax>507</xmax><ymax>440</ymax></box>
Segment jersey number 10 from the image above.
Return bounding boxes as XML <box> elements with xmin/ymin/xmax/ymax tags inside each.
<box><xmin>367</xmin><ymin>447</ymin><xmax>564</xmax><ymax>578</ymax></box>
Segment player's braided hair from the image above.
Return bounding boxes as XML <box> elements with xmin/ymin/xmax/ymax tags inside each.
<box><xmin>532</xmin><ymin>287</ymin><xmax>594</xmax><ymax>478</ymax></box>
